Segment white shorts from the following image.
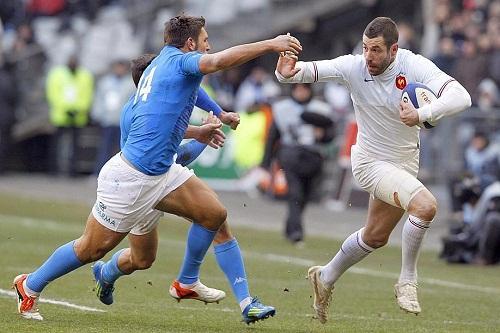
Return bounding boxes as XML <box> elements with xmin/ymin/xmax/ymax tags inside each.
<box><xmin>351</xmin><ymin>144</ymin><xmax>425</xmax><ymax>210</ymax></box>
<box><xmin>92</xmin><ymin>153</ymin><xmax>194</xmax><ymax>235</ymax></box>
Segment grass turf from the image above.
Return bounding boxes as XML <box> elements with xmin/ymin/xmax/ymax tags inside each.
<box><xmin>0</xmin><ymin>193</ymin><xmax>499</xmax><ymax>332</ymax></box>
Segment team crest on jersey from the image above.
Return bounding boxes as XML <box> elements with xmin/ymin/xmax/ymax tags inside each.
<box><xmin>395</xmin><ymin>75</ymin><xmax>407</xmax><ymax>90</ymax></box>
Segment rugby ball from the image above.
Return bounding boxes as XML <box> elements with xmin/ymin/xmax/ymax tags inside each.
<box><xmin>401</xmin><ymin>83</ymin><xmax>437</xmax><ymax>128</ymax></box>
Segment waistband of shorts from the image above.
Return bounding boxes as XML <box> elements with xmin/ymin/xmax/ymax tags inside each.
<box><xmin>353</xmin><ymin>143</ymin><xmax>418</xmax><ymax>163</ymax></box>
<box><xmin>116</xmin><ymin>152</ymin><xmax>164</xmax><ymax>180</ymax></box>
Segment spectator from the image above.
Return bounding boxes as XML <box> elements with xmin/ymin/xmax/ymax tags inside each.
<box><xmin>6</xmin><ymin>22</ymin><xmax>47</xmax><ymax>124</ymax></box>
<box><xmin>91</xmin><ymin>59</ymin><xmax>134</xmax><ymax>174</ymax></box>
<box><xmin>0</xmin><ymin>61</ymin><xmax>16</xmax><ymax>173</ymax></box>
<box><xmin>464</xmin><ymin>131</ymin><xmax>499</xmax><ymax>189</ymax></box>
<box><xmin>477</xmin><ymin>78</ymin><xmax>499</xmax><ymax>111</ymax></box>
<box><xmin>234</xmin><ymin>66</ymin><xmax>280</xmax><ymax>113</ymax></box>
<box><xmin>323</xmin><ymin>81</ymin><xmax>352</xmax><ymax>125</ymax></box>
<box><xmin>441</xmin><ymin>181</ymin><xmax>500</xmax><ymax>265</ymax></box>
<box><xmin>490</xmin><ymin>33</ymin><xmax>500</xmax><ymax>86</ymax></box>
<box><xmin>397</xmin><ymin>21</ymin><xmax>418</xmax><ymax>52</ymax></box>
<box><xmin>209</xmin><ymin>68</ymin><xmax>241</xmax><ymax>111</ymax></box>
<box><xmin>452</xmin><ymin>39</ymin><xmax>488</xmax><ymax>103</ymax></box>
<box><xmin>432</xmin><ymin>36</ymin><xmax>457</xmax><ymax>73</ymax></box>
<box><xmin>46</xmin><ymin>55</ymin><xmax>93</xmax><ymax>176</ymax></box>
<box><xmin>263</xmin><ymin>83</ymin><xmax>334</xmax><ymax>244</ymax></box>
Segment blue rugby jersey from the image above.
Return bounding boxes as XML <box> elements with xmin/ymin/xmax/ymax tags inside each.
<box><xmin>120</xmin><ymin>45</ymin><xmax>203</xmax><ymax>175</ymax></box>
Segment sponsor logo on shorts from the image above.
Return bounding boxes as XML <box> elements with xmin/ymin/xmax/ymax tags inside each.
<box><xmin>94</xmin><ymin>202</ymin><xmax>116</xmax><ymax>226</ymax></box>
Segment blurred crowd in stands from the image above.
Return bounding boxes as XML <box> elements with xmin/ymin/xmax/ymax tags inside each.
<box><xmin>0</xmin><ymin>0</ymin><xmax>499</xmax><ymax>256</ymax></box>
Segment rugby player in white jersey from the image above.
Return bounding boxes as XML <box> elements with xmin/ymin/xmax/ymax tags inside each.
<box><xmin>275</xmin><ymin>17</ymin><xmax>471</xmax><ymax>323</ymax></box>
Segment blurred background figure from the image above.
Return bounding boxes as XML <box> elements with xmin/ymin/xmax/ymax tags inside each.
<box><xmin>234</xmin><ymin>66</ymin><xmax>280</xmax><ymax>113</ymax></box>
<box><xmin>91</xmin><ymin>59</ymin><xmax>134</xmax><ymax>174</ymax></box>
<box><xmin>0</xmin><ymin>60</ymin><xmax>16</xmax><ymax>174</ymax></box>
<box><xmin>464</xmin><ymin>131</ymin><xmax>500</xmax><ymax>190</ymax></box>
<box><xmin>46</xmin><ymin>55</ymin><xmax>93</xmax><ymax>176</ymax></box>
<box><xmin>477</xmin><ymin>78</ymin><xmax>499</xmax><ymax>111</ymax></box>
<box><xmin>262</xmin><ymin>83</ymin><xmax>334</xmax><ymax>245</ymax></box>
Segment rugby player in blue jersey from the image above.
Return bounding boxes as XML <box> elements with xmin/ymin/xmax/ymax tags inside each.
<box><xmin>12</xmin><ymin>14</ymin><xmax>301</xmax><ymax>323</ymax></box>
<box><xmin>94</xmin><ymin>53</ymin><xmax>278</xmax><ymax>323</ymax></box>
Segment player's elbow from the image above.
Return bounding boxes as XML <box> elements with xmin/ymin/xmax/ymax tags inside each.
<box><xmin>463</xmin><ymin>90</ymin><xmax>472</xmax><ymax>109</ymax></box>
<box><xmin>453</xmin><ymin>81</ymin><xmax>472</xmax><ymax>110</ymax></box>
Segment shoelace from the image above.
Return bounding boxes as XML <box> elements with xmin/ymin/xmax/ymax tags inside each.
<box><xmin>251</xmin><ymin>297</ymin><xmax>262</xmax><ymax>307</ymax></box>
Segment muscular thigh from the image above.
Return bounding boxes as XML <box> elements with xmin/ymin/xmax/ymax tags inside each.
<box><xmin>74</xmin><ymin>213</ymin><xmax>128</xmax><ymax>263</ymax></box>
<box><xmin>155</xmin><ymin>174</ymin><xmax>223</xmax><ymax>221</ymax></box>
<box><xmin>352</xmin><ymin>147</ymin><xmax>424</xmax><ymax>210</ymax></box>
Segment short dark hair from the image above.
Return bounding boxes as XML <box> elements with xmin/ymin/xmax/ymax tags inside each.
<box><xmin>164</xmin><ymin>15</ymin><xmax>206</xmax><ymax>48</ymax></box>
<box><xmin>363</xmin><ymin>17</ymin><xmax>398</xmax><ymax>49</ymax></box>
<box><xmin>131</xmin><ymin>54</ymin><xmax>157</xmax><ymax>87</ymax></box>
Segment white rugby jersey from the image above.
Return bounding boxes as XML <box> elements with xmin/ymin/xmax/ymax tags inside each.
<box><xmin>276</xmin><ymin>49</ymin><xmax>470</xmax><ymax>161</ymax></box>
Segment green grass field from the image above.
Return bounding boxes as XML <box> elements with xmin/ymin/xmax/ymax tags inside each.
<box><xmin>1</xmin><ymin>193</ymin><xmax>499</xmax><ymax>333</ymax></box>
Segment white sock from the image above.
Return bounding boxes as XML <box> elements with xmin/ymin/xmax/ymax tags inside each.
<box><xmin>179</xmin><ymin>280</ymin><xmax>199</xmax><ymax>289</ymax></box>
<box><xmin>320</xmin><ymin>228</ymin><xmax>374</xmax><ymax>286</ymax></box>
<box><xmin>239</xmin><ymin>296</ymin><xmax>252</xmax><ymax>312</ymax></box>
<box><xmin>399</xmin><ymin>215</ymin><xmax>431</xmax><ymax>283</ymax></box>
<box><xmin>23</xmin><ymin>279</ymin><xmax>40</xmax><ymax>297</ymax></box>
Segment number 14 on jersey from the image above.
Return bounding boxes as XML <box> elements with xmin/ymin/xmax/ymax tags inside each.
<box><xmin>134</xmin><ymin>66</ymin><xmax>157</xmax><ymax>104</ymax></box>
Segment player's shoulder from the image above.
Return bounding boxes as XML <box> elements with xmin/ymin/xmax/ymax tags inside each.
<box><xmin>397</xmin><ymin>48</ymin><xmax>432</xmax><ymax>64</ymax></box>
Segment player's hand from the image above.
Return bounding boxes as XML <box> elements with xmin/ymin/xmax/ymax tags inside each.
<box><xmin>198</xmin><ymin>112</ymin><xmax>225</xmax><ymax>148</ymax></box>
<box><xmin>219</xmin><ymin>110</ymin><xmax>240</xmax><ymax>130</ymax></box>
<box><xmin>276</xmin><ymin>52</ymin><xmax>301</xmax><ymax>78</ymax></box>
<box><xmin>399</xmin><ymin>100</ymin><xmax>420</xmax><ymax>127</ymax></box>
<box><xmin>270</xmin><ymin>33</ymin><xmax>302</xmax><ymax>55</ymax></box>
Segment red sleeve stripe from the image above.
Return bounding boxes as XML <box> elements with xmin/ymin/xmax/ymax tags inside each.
<box><xmin>312</xmin><ymin>61</ymin><xmax>318</xmax><ymax>82</ymax></box>
<box><xmin>437</xmin><ymin>79</ymin><xmax>456</xmax><ymax>97</ymax></box>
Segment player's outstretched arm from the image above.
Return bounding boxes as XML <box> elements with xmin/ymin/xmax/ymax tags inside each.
<box><xmin>198</xmin><ymin>34</ymin><xmax>302</xmax><ymax>74</ymax></box>
<box><xmin>196</xmin><ymin>88</ymin><xmax>240</xmax><ymax>129</ymax></box>
<box><xmin>276</xmin><ymin>54</ymin><xmax>354</xmax><ymax>84</ymax></box>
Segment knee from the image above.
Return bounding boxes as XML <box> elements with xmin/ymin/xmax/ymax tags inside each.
<box><xmin>75</xmin><ymin>245</ymin><xmax>109</xmax><ymax>263</ymax></box>
<box><xmin>75</xmin><ymin>237</ymin><xmax>115</xmax><ymax>263</ymax></box>
<box><xmin>408</xmin><ymin>192</ymin><xmax>438</xmax><ymax>222</ymax></box>
<box><xmin>196</xmin><ymin>204</ymin><xmax>227</xmax><ymax>230</ymax></box>
<box><xmin>362</xmin><ymin>230</ymin><xmax>389</xmax><ymax>249</ymax></box>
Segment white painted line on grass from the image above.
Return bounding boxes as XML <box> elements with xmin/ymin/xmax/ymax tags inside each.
<box><xmin>258</xmin><ymin>253</ymin><xmax>500</xmax><ymax>295</ymax></box>
<box><xmin>173</xmin><ymin>303</ymin><xmax>498</xmax><ymax>327</ymax></box>
<box><xmin>0</xmin><ymin>214</ymin><xmax>81</xmax><ymax>232</ymax></box>
<box><xmin>0</xmin><ymin>289</ymin><xmax>106</xmax><ymax>313</ymax></box>
<box><xmin>5</xmin><ymin>215</ymin><xmax>500</xmax><ymax>297</ymax></box>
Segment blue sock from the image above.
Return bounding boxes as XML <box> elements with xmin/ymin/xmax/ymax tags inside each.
<box><xmin>26</xmin><ymin>240</ymin><xmax>83</xmax><ymax>293</ymax></box>
<box><xmin>214</xmin><ymin>239</ymin><xmax>250</xmax><ymax>303</ymax></box>
<box><xmin>101</xmin><ymin>248</ymin><xmax>127</xmax><ymax>284</ymax></box>
<box><xmin>177</xmin><ymin>223</ymin><xmax>217</xmax><ymax>284</ymax></box>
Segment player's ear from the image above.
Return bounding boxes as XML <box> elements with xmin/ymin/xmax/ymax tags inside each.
<box><xmin>390</xmin><ymin>43</ymin><xmax>398</xmax><ymax>56</ymax></box>
<box><xmin>186</xmin><ymin>37</ymin><xmax>196</xmax><ymax>51</ymax></box>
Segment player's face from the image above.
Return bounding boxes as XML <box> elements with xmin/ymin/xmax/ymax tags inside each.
<box><xmin>362</xmin><ymin>35</ymin><xmax>397</xmax><ymax>76</ymax></box>
<box><xmin>195</xmin><ymin>27</ymin><xmax>210</xmax><ymax>53</ymax></box>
